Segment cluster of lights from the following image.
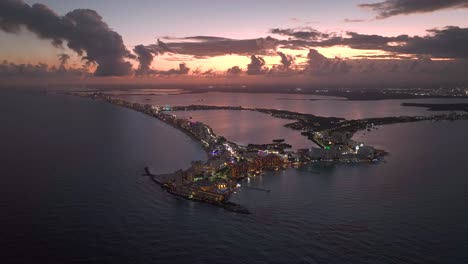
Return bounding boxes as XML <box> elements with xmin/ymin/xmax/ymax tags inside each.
<box><xmin>355</xmin><ymin>143</ymin><xmax>364</xmax><ymax>152</ymax></box>
<box><xmin>224</xmin><ymin>143</ymin><xmax>235</xmax><ymax>155</ymax></box>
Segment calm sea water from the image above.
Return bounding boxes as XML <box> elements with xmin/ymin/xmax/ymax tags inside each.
<box><xmin>117</xmin><ymin>91</ymin><xmax>468</xmax><ymax>119</ymax></box>
<box><xmin>1</xmin><ymin>90</ymin><xmax>468</xmax><ymax>263</ymax></box>
<box><xmin>172</xmin><ymin>110</ymin><xmax>317</xmax><ymax>150</ymax></box>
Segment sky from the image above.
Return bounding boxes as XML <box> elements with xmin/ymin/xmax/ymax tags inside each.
<box><xmin>1</xmin><ymin>0</ymin><xmax>468</xmax><ymax>86</ymax></box>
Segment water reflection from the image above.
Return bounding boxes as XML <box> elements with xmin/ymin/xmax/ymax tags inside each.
<box><xmin>117</xmin><ymin>92</ymin><xmax>468</xmax><ymax>119</ymax></box>
<box><xmin>172</xmin><ymin>109</ymin><xmax>317</xmax><ymax>150</ymax></box>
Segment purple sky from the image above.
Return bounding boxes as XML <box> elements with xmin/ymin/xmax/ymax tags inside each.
<box><xmin>1</xmin><ymin>0</ymin><xmax>468</xmax><ymax>85</ymax></box>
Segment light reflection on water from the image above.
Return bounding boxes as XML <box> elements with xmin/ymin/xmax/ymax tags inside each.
<box><xmin>172</xmin><ymin>109</ymin><xmax>316</xmax><ymax>150</ymax></box>
<box><xmin>117</xmin><ymin>91</ymin><xmax>468</xmax><ymax>119</ymax></box>
<box><xmin>2</xmin><ymin>90</ymin><xmax>468</xmax><ymax>263</ymax></box>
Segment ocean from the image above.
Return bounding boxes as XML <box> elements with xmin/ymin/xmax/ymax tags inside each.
<box><xmin>1</xmin><ymin>89</ymin><xmax>468</xmax><ymax>263</ymax></box>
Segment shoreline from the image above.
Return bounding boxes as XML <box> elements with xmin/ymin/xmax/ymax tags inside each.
<box><xmin>40</xmin><ymin>84</ymin><xmax>468</xmax><ymax>101</ymax></box>
<box><xmin>66</xmin><ymin>91</ymin><xmax>468</xmax><ymax>214</ymax></box>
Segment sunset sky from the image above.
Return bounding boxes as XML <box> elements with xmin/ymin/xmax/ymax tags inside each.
<box><xmin>1</xmin><ymin>0</ymin><xmax>468</xmax><ymax>85</ymax></box>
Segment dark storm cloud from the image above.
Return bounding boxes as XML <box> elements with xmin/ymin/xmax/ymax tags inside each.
<box><xmin>247</xmin><ymin>55</ymin><xmax>268</xmax><ymax>75</ymax></box>
<box><xmin>277</xmin><ymin>51</ymin><xmax>294</xmax><ymax>69</ymax></box>
<box><xmin>133</xmin><ymin>45</ymin><xmax>154</xmax><ymax>75</ymax></box>
<box><xmin>147</xmin><ymin>36</ymin><xmax>278</xmax><ymax>57</ymax></box>
<box><xmin>0</xmin><ymin>0</ymin><xmax>133</xmax><ymax>76</ymax></box>
<box><xmin>359</xmin><ymin>0</ymin><xmax>468</xmax><ymax>19</ymax></box>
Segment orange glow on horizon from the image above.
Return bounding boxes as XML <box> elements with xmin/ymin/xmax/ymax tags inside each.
<box><xmin>316</xmin><ymin>46</ymin><xmax>389</xmax><ymax>59</ymax></box>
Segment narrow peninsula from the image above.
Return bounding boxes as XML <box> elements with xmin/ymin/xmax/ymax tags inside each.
<box><xmin>70</xmin><ymin>92</ymin><xmax>468</xmax><ymax>213</ymax></box>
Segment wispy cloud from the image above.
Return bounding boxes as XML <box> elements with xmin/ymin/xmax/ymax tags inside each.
<box><xmin>359</xmin><ymin>0</ymin><xmax>468</xmax><ymax>19</ymax></box>
<box><xmin>269</xmin><ymin>27</ymin><xmax>333</xmax><ymax>40</ymax></box>
<box><xmin>344</xmin><ymin>18</ymin><xmax>367</xmax><ymax>23</ymax></box>
<box><xmin>147</xmin><ymin>36</ymin><xmax>278</xmax><ymax>57</ymax></box>
<box><xmin>273</xmin><ymin>26</ymin><xmax>468</xmax><ymax>59</ymax></box>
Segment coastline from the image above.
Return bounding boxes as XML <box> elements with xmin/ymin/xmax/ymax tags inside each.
<box><xmin>66</xmin><ymin>91</ymin><xmax>468</xmax><ymax>214</ymax></box>
<box><xmin>70</xmin><ymin>92</ymin><xmax>254</xmax><ymax>213</ymax></box>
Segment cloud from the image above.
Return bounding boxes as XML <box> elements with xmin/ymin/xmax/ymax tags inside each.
<box><xmin>200</xmin><ymin>68</ymin><xmax>216</xmax><ymax>76</ymax></box>
<box><xmin>341</xmin><ymin>27</ymin><xmax>468</xmax><ymax>59</ymax></box>
<box><xmin>344</xmin><ymin>18</ymin><xmax>367</xmax><ymax>23</ymax></box>
<box><xmin>157</xmin><ymin>26</ymin><xmax>459</xmax><ymax>60</ymax></box>
<box><xmin>277</xmin><ymin>26</ymin><xmax>468</xmax><ymax>59</ymax></box>
<box><xmin>270</xmin><ymin>27</ymin><xmax>332</xmax><ymax>40</ymax></box>
<box><xmin>153</xmin><ymin>39</ymin><xmax>175</xmax><ymax>54</ymax></box>
<box><xmin>306</xmin><ymin>49</ymin><xmax>328</xmax><ymax>74</ymax></box>
<box><xmin>146</xmin><ymin>36</ymin><xmax>278</xmax><ymax>57</ymax></box>
<box><xmin>57</xmin><ymin>53</ymin><xmax>70</xmax><ymax>69</ymax></box>
<box><xmin>317</xmin><ymin>31</ymin><xmax>408</xmax><ymax>50</ymax></box>
<box><xmin>391</xmin><ymin>26</ymin><xmax>468</xmax><ymax>59</ymax></box>
<box><xmin>0</xmin><ymin>60</ymin><xmax>89</xmax><ymax>78</ymax></box>
<box><xmin>155</xmin><ymin>63</ymin><xmax>190</xmax><ymax>75</ymax></box>
<box><xmin>226</xmin><ymin>66</ymin><xmax>242</xmax><ymax>76</ymax></box>
<box><xmin>232</xmin><ymin>25</ymin><xmax>463</xmax><ymax>60</ymax></box>
<box><xmin>351</xmin><ymin>54</ymin><xmax>412</xmax><ymax>59</ymax></box>
<box><xmin>133</xmin><ymin>45</ymin><xmax>155</xmax><ymax>75</ymax></box>
<box><xmin>277</xmin><ymin>51</ymin><xmax>295</xmax><ymax>69</ymax></box>
<box><xmin>0</xmin><ymin>0</ymin><xmax>133</xmax><ymax>76</ymax></box>
<box><xmin>0</xmin><ymin>60</ymin><xmax>48</xmax><ymax>77</ymax></box>
<box><xmin>359</xmin><ymin>0</ymin><xmax>468</xmax><ymax>19</ymax></box>
<box><xmin>306</xmin><ymin>49</ymin><xmax>352</xmax><ymax>75</ymax></box>
<box><xmin>180</xmin><ymin>36</ymin><xmax>231</xmax><ymax>41</ymax></box>
<box><xmin>1</xmin><ymin>0</ymin><xmax>467</xmax><ymax>83</ymax></box>
<box><xmin>247</xmin><ymin>55</ymin><xmax>268</xmax><ymax>75</ymax></box>
<box><xmin>191</xmin><ymin>67</ymin><xmax>218</xmax><ymax>77</ymax></box>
